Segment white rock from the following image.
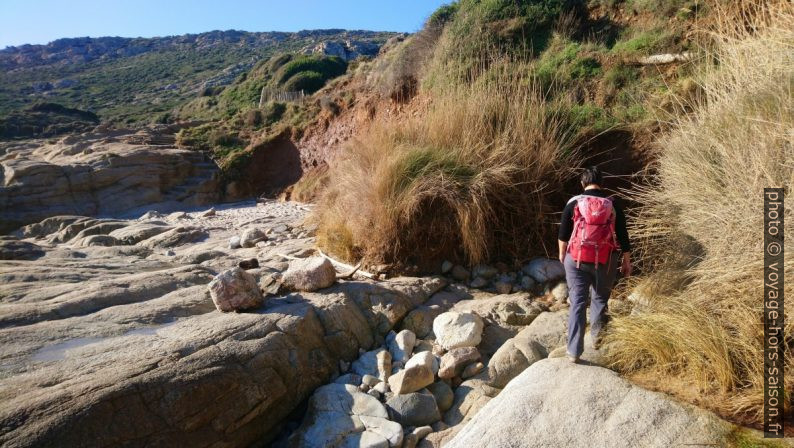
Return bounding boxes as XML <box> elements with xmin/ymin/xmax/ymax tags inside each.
<box><xmin>282</xmin><ymin>256</ymin><xmax>336</xmax><ymax>292</ymax></box>
<box><xmin>432</xmin><ymin>312</ymin><xmax>484</xmax><ymax>350</ymax></box>
<box><xmin>522</xmin><ymin>258</ymin><xmax>565</xmax><ymax>283</ymax></box>
<box><xmin>387</xmin><ymin>329</ymin><xmax>416</xmax><ymax>363</ymax></box>
<box><xmin>445</xmin><ymin>359</ymin><xmax>734</xmax><ymax>448</ymax></box>
<box><xmin>551</xmin><ymin>282</ymin><xmax>568</xmax><ymax>303</ymax></box>
<box><xmin>229</xmin><ymin>236</ymin><xmax>241</xmax><ymax>249</ymax></box>
<box><xmin>405</xmin><ymin>351</ymin><xmax>439</xmax><ymax>375</ymax></box>
<box><xmin>240</xmin><ymin>227</ymin><xmax>267</xmax><ymax>248</ymax></box>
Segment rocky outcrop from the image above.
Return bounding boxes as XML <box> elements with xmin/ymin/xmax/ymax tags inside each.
<box><xmin>445</xmin><ymin>358</ymin><xmax>735</xmax><ymax>448</ymax></box>
<box><xmin>0</xmin><ymin>201</ymin><xmax>447</xmax><ymax>447</ymax></box>
<box><xmin>0</xmin><ymin>128</ymin><xmax>221</xmax><ymax>232</ymax></box>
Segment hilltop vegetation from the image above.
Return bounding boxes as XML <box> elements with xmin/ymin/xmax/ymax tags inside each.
<box><xmin>0</xmin><ymin>30</ymin><xmax>394</xmax><ymax>125</ymax></box>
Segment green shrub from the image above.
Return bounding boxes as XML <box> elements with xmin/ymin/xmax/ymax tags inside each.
<box><xmin>282</xmin><ymin>71</ymin><xmax>326</xmax><ymax>93</ymax></box>
<box><xmin>604</xmin><ymin>63</ymin><xmax>640</xmax><ymax>88</ymax></box>
<box><xmin>566</xmin><ymin>103</ymin><xmax>616</xmax><ymax>133</ymax></box>
<box><xmin>275</xmin><ymin>55</ymin><xmax>347</xmax><ymax>85</ymax></box>
<box><xmin>534</xmin><ymin>38</ymin><xmax>602</xmax><ymax>90</ymax></box>
<box><xmin>611</xmin><ymin>28</ymin><xmax>676</xmax><ymax>56</ymax></box>
<box><xmin>428</xmin><ymin>3</ymin><xmax>459</xmax><ymax>27</ymax></box>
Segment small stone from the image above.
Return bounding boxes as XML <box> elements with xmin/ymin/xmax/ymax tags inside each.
<box><xmin>240</xmin><ymin>228</ymin><xmax>268</xmax><ymax>248</ymax></box>
<box><xmin>405</xmin><ymin>351</ymin><xmax>439</xmax><ymax>376</ymax></box>
<box><xmin>551</xmin><ymin>282</ymin><xmax>569</xmax><ymax>303</ymax></box>
<box><xmin>438</xmin><ymin>347</ymin><xmax>481</xmax><ymax>379</ymax></box>
<box><xmin>413</xmin><ymin>426</ymin><xmax>433</xmax><ymax>440</ymax></box>
<box><xmin>461</xmin><ymin>362</ymin><xmax>485</xmax><ymax>379</ymax></box>
<box><xmin>426</xmin><ymin>381</ymin><xmax>454</xmax><ymax>413</ymax></box>
<box><xmin>388</xmin><ymin>365</ymin><xmax>434</xmax><ymax>395</ymax></box>
<box><xmin>494</xmin><ymin>281</ymin><xmax>512</xmax><ymax>294</ymax></box>
<box><xmin>387</xmin><ymin>329</ymin><xmax>417</xmax><ymax>363</ymax></box>
<box><xmin>450</xmin><ymin>265</ymin><xmax>470</xmax><ymax>282</ymax></box>
<box><xmin>472</xmin><ymin>264</ymin><xmax>498</xmax><ymax>279</ymax></box>
<box><xmin>441</xmin><ymin>261</ymin><xmax>454</xmax><ymax>274</ymax></box>
<box><xmin>362</xmin><ymin>374</ymin><xmax>382</xmax><ymax>388</ymax></box>
<box><xmin>165</xmin><ymin>249</ymin><xmax>175</xmax><ymax>256</ymax></box>
<box><xmin>207</xmin><ymin>267</ymin><xmax>264</xmax><ymax>312</ymax></box>
<box><xmin>376</xmin><ymin>349</ymin><xmax>393</xmax><ymax>382</ymax></box>
<box><xmin>470</xmin><ymin>277</ymin><xmax>488</xmax><ymax>289</ymax></box>
<box><xmin>520</xmin><ymin>275</ymin><xmax>536</xmax><ymax>291</ymax></box>
<box><xmin>229</xmin><ymin>236</ymin><xmax>241</xmax><ymax>249</ymax></box>
<box><xmin>237</xmin><ymin>258</ymin><xmax>259</xmax><ymax>270</ymax></box>
<box><xmin>386</xmin><ymin>392</ymin><xmax>441</xmax><ymax>426</ymax></box>
<box><xmin>374</xmin><ymin>381</ymin><xmax>390</xmax><ymax>394</ymax></box>
<box><xmin>522</xmin><ymin>258</ymin><xmax>565</xmax><ymax>283</ymax></box>
<box><xmin>201</xmin><ymin>207</ymin><xmax>216</xmax><ymax>217</ymax></box>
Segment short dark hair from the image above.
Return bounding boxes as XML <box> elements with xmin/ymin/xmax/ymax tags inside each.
<box><xmin>580</xmin><ymin>166</ymin><xmax>603</xmax><ymax>186</ymax></box>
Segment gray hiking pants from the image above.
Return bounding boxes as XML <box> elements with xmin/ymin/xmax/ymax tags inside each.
<box><xmin>564</xmin><ymin>252</ymin><xmax>619</xmax><ymax>357</ymax></box>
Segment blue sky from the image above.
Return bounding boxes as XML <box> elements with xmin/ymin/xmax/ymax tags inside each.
<box><xmin>0</xmin><ymin>0</ymin><xmax>451</xmax><ymax>48</ymax></box>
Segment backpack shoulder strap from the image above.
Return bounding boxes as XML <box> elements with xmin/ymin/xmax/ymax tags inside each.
<box><xmin>567</xmin><ymin>194</ymin><xmax>582</xmax><ymax>205</ymax></box>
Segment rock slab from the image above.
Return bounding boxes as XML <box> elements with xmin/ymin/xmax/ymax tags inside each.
<box><xmin>445</xmin><ymin>359</ymin><xmax>735</xmax><ymax>448</ymax></box>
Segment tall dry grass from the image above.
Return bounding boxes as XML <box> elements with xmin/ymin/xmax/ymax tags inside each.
<box><xmin>606</xmin><ymin>0</ymin><xmax>793</xmax><ymax>425</ymax></box>
<box><xmin>314</xmin><ymin>64</ymin><xmax>579</xmax><ymax>266</ymax></box>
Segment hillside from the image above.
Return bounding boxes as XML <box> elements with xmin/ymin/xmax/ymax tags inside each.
<box><xmin>0</xmin><ymin>29</ymin><xmax>397</xmax><ymax>124</ymax></box>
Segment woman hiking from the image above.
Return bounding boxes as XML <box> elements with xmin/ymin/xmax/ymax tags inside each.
<box><xmin>558</xmin><ymin>166</ymin><xmax>632</xmax><ymax>363</ymax></box>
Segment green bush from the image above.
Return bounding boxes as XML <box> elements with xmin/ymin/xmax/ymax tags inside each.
<box><xmin>282</xmin><ymin>71</ymin><xmax>327</xmax><ymax>93</ymax></box>
<box><xmin>275</xmin><ymin>55</ymin><xmax>347</xmax><ymax>85</ymax></box>
<box><xmin>604</xmin><ymin>63</ymin><xmax>639</xmax><ymax>88</ymax></box>
<box><xmin>428</xmin><ymin>3</ymin><xmax>459</xmax><ymax>27</ymax></box>
<box><xmin>611</xmin><ymin>28</ymin><xmax>676</xmax><ymax>56</ymax></box>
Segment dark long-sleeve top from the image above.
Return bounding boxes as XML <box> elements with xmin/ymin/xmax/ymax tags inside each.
<box><xmin>558</xmin><ymin>189</ymin><xmax>631</xmax><ymax>252</ymax></box>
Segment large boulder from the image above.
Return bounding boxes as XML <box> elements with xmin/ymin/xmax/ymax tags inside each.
<box><xmin>290</xmin><ymin>383</ymin><xmax>403</xmax><ymax>447</ymax></box>
<box><xmin>446</xmin><ymin>359</ymin><xmax>736</xmax><ymax>448</ymax></box>
<box><xmin>282</xmin><ymin>256</ymin><xmax>336</xmax><ymax>292</ymax></box>
<box><xmin>432</xmin><ymin>312</ymin><xmax>484</xmax><ymax>350</ymax></box>
<box><xmin>450</xmin><ymin>293</ymin><xmax>544</xmax><ymax>356</ymax></box>
<box><xmin>386</xmin><ymin>391</ymin><xmax>441</xmax><ymax>427</ymax></box>
<box><xmin>442</xmin><ymin>378</ymin><xmax>501</xmax><ymax>426</ymax></box>
<box><xmin>208</xmin><ymin>267</ymin><xmax>265</xmax><ymax>312</ymax></box>
<box><xmin>514</xmin><ymin>310</ymin><xmax>568</xmax><ymax>356</ymax></box>
<box><xmin>483</xmin><ymin>337</ymin><xmax>544</xmax><ymax>388</ymax></box>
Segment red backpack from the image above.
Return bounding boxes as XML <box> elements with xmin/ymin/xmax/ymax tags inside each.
<box><xmin>567</xmin><ymin>195</ymin><xmax>617</xmax><ymax>268</ymax></box>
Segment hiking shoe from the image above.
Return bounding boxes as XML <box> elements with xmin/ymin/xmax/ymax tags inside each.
<box><xmin>566</xmin><ymin>352</ymin><xmax>580</xmax><ymax>364</ymax></box>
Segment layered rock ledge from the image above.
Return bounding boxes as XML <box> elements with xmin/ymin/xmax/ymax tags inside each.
<box><xmin>0</xmin><ymin>126</ymin><xmax>220</xmax><ymax>232</ymax></box>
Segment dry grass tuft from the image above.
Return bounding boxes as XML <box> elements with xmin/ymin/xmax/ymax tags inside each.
<box><xmin>314</xmin><ymin>63</ymin><xmax>579</xmax><ymax>266</ymax></box>
<box><xmin>606</xmin><ymin>0</ymin><xmax>794</xmax><ymax>425</ymax></box>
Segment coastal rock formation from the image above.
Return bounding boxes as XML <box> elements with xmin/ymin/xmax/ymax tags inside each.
<box><xmin>0</xmin><ymin>127</ymin><xmax>221</xmax><ymax>231</ymax></box>
<box><xmin>445</xmin><ymin>358</ymin><xmax>735</xmax><ymax>448</ymax></box>
<box><xmin>0</xmin><ymin>201</ymin><xmax>447</xmax><ymax>447</ymax></box>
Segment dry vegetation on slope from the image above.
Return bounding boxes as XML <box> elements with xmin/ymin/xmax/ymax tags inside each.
<box><xmin>606</xmin><ymin>1</ymin><xmax>793</xmax><ymax>428</ymax></box>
